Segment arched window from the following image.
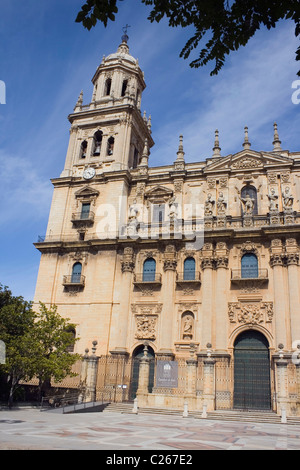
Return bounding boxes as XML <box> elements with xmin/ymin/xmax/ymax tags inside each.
<box><xmin>71</xmin><ymin>262</ymin><xmax>82</xmax><ymax>283</ymax></box>
<box><xmin>184</xmin><ymin>257</ymin><xmax>196</xmax><ymax>280</ymax></box>
<box><xmin>121</xmin><ymin>79</ymin><xmax>128</xmax><ymax>97</ymax></box>
<box><xmin>241</xmin><ymin>253</ymin><xmax>258</xmax><ymax>278</ymax></box>
<box><xmin>241</xmin><ymin>185</ymin><xmax>258</xmax><ymax>215</ymax></box>
<box><xmin>104</xmin><ymin>78</ymin><xmax>112</xmax><ymax>96</ymax></box>
<box><xmin>79</xmin><ymin>140</ymin><xmax>87</xmax><ymax>159</ymax></box>
<box><xmin>107</xmin><ymin>136</ymin><xmax>114</xmax><ymax>156</ymax></box>
<box><xmin>92</xmin><ymin>130</ymin><xmax>102</xmax><ymax>156</ymax></box>
<box><xmin>143</xmin><ymin>258</ymin><xmax>156</xmax><ymax>282</ymax></box>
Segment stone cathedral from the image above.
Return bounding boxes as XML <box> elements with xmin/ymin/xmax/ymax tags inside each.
<box><xmin>33</xmin><ymin>34</ymin><xmax>300</xmax><ymax>417</ymax></box>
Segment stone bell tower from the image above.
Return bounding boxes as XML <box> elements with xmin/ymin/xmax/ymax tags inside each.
<box><xmin>61</xmin><ymin>31</ymin><xmax>154</xmax><ymax>178</ymax></box>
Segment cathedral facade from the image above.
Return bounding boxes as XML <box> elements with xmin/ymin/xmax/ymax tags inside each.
<box><xmin>33</xmin><ymin>35</ymin><xmax>300</xmax><ymax>416</ymax></box>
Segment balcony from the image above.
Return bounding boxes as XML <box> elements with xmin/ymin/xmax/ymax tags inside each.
<box><xmin>71</xmin><ymin>211</ymin><xmax>95</xmax><ymax>226</ymax></box>
<box><xmin>62</xmin><ymin>274</ymin><xmax>85</xmax><ymax>288</ymax></box>
<box><xmin>176</xmin><ymin>271</ymin><xmax>201</xmax><ymax>287</ymax></box>
<box><xmin>133</xmin><ymin>273</ymin><xmax>162</xmax><ymax>287</ymax></box>
<box><xmin>231</xmin><ymin>269</ymin><xmax>268</xmax><ymax>285</ymax></box>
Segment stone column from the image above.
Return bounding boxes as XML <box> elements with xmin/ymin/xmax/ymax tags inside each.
<box><xmin>158</xmin><ymin>245</ymin><xmax>177</xmax><ymax>356</ymax></box>
<box><xmin>136</xmin><ymin>345</ymin><xmax>151</xmax><ymax>406</ymax></box>
<box><xmin>296</xmin><ymin>362</ymin><xmax>300</xmax><ymax>415</ymax></box>
<box><xmin>201</xmin><ymin>243</ymin><xmax>214</xmax><ymax>349</ymax></box>
<box><xmin>270</xmin><ymin>239</ymin><xmax>287</xmax><ymax>347</ymax></box>
<box><xmin>214</xmin><ymin>242</ymin><xmax>229</xmax><ymax>352</ymax></box>
<box><xmin>110</xmin><ymin>247</ymin><xmax>135</xmax><ymax>354</ymax></box>
<box><xmin>202</xmin><ymin>349</ymin><xmax>216</xmax><ymax>412</ymax></box>
<box><xmin>78</xmin><ymin>348</ymin><xmax>89</xmax><ymax>403</ymax></box>
<box><xmin>285</xmin><ymin>239</ymin><xmax>300</xmax><ymax>346</ymax></box>
<box><xmin>84</xmin><ymin>341</ymin><xmax>99</xmax><ymax>403</ymax></box>
<box><xmin>275</xmin><ymin>350</ymin><xmax>289</xmax><ymax>416</ymax></box>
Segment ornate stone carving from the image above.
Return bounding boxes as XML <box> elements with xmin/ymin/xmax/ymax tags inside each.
<box><xmin>215</xmin><ymin>256</ymin><xmax>229</xmax><ymax>268</ymax></box>
<box><xmin>201</xmin><ymin>257</ymin><xmax>214</xmax><ymax>269</ymax></box>
<box><xmin>228</xmin><ymin>301</ymin><xmax>273</xmax><ymax>325</ymax></box>
<box><xmin>132</xmin><ymin>303</ymin><xmax>162</xmax><ymax>340</ymax></box>
<box><xmin>219</xmin><ymin>177</ymin><xmax>228</xmax><ymax>188</ymax></box>
<box><xmin>281</xmin><ymin>171</ymin><xmax>290</xmax><ymax>183</ymax></box>
<box><xmin>240</xmin><ymin>241</ymin><xmax>257</xmax><ymax>255</ymax></box>
<box><xmin>267</xmin><ymin>172</ymin><xmax>277</xmax><ymax>184</ymax></box>
<box><xmin>207</xmin><ymin>177</ymin><xmax>216</xmax><ymax>189</ymax></box>
<box><xmin>286</xmin><ymin>253</ymin><xmax>299</xmax><ymax>266</ymax></box>
<box><xmin>163</xmin><ymin>259</ymin><xmax>177</xmax><ymax>271</ymax></box>
<box><xmin>163</xmin><ymin>244</ymin><xmax>177</xmax><ymax>271</ymax></box>
<box><xmin>232</xmin><ymin>157</ymin><xmax>263</xmax><ymax>169</ymax></box>
<box><xmin>216</xmin><ymin>192</ymin><xmax>227</xmax><ymax>215</ymax></box>
<box><xmin>181</xmin><ymin>313</ymin><xmax>194</xmax><ymax>340</ymax></box>
<box><xmin>135</xmin><ymin>315</ymin><xmax>157</xmax><ymax>340</ymax></box>
<box><xmin>282</xmin><ymin>186</ymin><xmax>294</xmax><ymax>213</ymax></box>
<box><xmin>270</xmin><ymin>253</ymin><xmax>284</xmax><ymax>267</ymax></box>
<box><xmin>204</xmin><ymin>194</ymin><xmax>215</xmax><ymax>216</ymax></box>
<box><xmin>121</xmin><ymin>247</ymin><xmax>135</xmax><ymax>273</ymax></box>
<box><xmin>268</xmin><ymin>188</ymin><xmax>279</xmax><ymax>212</ymax></box>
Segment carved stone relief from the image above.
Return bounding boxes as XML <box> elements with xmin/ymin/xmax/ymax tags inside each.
<box><xmin>132</xmin><ymin>303</ymin><xmax>162</xmax><ymax>340</ymax></box>
<box><xmin>228</xmin><ymin>301</ymin><xmax>273</xmax><ymax>325</ymax></box>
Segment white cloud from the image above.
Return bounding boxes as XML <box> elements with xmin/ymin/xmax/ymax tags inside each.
<box><xmin>0</xmin><ymin>151</ymin><xmax>53</xmax><ymax>228</ymax></box>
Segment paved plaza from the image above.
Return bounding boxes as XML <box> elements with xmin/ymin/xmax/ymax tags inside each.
<box><xmin>0</xmin><ymin>408</ymin><xmax>300</xmax><ymax>451</ymax></box>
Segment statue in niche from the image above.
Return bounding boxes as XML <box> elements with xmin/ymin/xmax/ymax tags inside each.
<box><xmin>182</xmin><ymin>314</ymin><xmax>194</xmax><ymax>340</ymax></box>
<box><xmin>240</xmin><ymin>193</ymin><xmax>255</xmax><ymax>215</ymax></box>
<box><xmin>204</xmin><ymin>194</ymin><xmax>215</xmax><ymax>216</ymax></box>
<box><xmin>217</xmin><ymin>192</ymin><xmax>227</xmax><ymax>215</ymax></box>
<box><xmin>129</xmin><ymin>199</ymin><xmax>139</xmax><ymax>221</ymax></box>
<box><xmin>282</xmin><ymin>187</ymin><xmax>294</xmax><ymax>212</ymax></box>
<box><xmin>168</xmin><ymin>196</ymin><xmax>178</xmax><ymax>221</ymax></box>
<box><xmin>268</xmin><ymin>188</ymin><xmax>279</xmax><ymax>212</ymax></box>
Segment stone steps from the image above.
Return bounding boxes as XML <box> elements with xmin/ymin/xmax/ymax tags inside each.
<box><xmin>102</xmin><ymin>402</ymin><xmax>300</xmax><ymax>425</ymax></box>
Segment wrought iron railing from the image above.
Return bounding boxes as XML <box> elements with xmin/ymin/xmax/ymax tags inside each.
<box><xmin>62</xmin><ymin>275</ymin><xmax>86</xmax><ymax>286</ymax></box>
<box><xmin>71</xmin><ymin>211</ymin><xmax>95</xmax><ymax>222</ymax></box>
<box><xmin>176</xmin><ymin>272</ymin><xmax>201</xmax><ymax>282</ymax></box>
<box><xmin>133</xmin><ymin>273</ymin><xmax>162</xmax><ymax>284</ymax></box>
<box><xmin>231</xmin><ymin>269</ymin><xmax>268</xmax><ymax>280</ymax></box>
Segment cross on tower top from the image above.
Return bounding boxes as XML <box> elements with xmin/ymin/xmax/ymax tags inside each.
<box><xmin>122</xmin><ymin>24</ymin><xmax>131</xmax><ymax>43</ymax></box>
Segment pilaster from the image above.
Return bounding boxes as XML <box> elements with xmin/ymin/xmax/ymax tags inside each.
<box><xmin>214</xmin><ymin>242</ymin><xmax>229</xmax><ymax>351</ymax></box>
<box><xmin>269</xmin><ymin>239</ymin><xmax>287</xmax><ymax>346</ymax></box>
<box><xmin>158</xmin><ymin>245</ymin><xmax>177</xmax><ymax>355</ymax></box>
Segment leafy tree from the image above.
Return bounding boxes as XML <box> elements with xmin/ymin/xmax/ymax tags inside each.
<box><xmin>0</xmin><ymin>286</ymin><xmax>80</xmax><ymax>406</ymax></box>
<box><xmin>30</xmin><ymin>303</ymin><xmax>80</xmax><ymax>400</ymax></box>
<box><xmin>75</xmin><ymin>0</ymin><xmax>300</xmax><ymax>76</ymax></box>
<box><xmin>0</xmin><ymin>291</ymin><xmax>37</xmax><ymax>407</ymax></box>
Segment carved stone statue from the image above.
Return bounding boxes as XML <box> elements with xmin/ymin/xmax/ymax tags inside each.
<box><xmin>182</xmin><ymin>314</ymin><xmax>193</xmax><ymax>340</ymax></box>
<box><xmin>217</xmin><ymin>192</ymin><xmax>227</xmax><ymax>215</ymax></box>
<box><xmin>168</xmin><ymin>196</ymin><xmax>178</xmax><ymax>220</ymax></box>
<box><xmin>240</xmin><ymin>193</ymin><xmax>255</xmax><ymax>215</ymax></box>
<box><xmin>282</xmin><ymin>187</ymin><xmax>293</xmax><ymax>212</ymax></box>
<box><xmin>129</xmin><ymin>199</ymin><xmax>139</xmax><ymax>221</ymax></box>
<box><xmin>268</xmin><ymin>188</ymin><xmax>278</xmax><ymax>212</ymax></box>
<box><xmin>204</xmin><ymin>194</ymin><xmax>215</xmax><ymax>216</ymax></box>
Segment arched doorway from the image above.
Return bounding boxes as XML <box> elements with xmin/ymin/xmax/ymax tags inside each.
<box><xmin>233</xmin><ymin>330</ymin><xmax>271</xmax><ymax>410</ymax></box>
<box><xmin>130</xmin><ymin>345</ymin><xmax>155</xmax><ymax>400</ymax></box>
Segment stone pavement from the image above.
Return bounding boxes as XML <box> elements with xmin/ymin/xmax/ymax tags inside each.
<box><xmin>0</xmin><ymin>408</ymin><xmax>300</xmax><ymax>451</ymax></box>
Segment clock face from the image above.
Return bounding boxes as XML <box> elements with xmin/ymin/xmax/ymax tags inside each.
<box><xmin>83</xmin><ymin>167</ymin><xmax>95</xmax><ymax>180</ymax></box>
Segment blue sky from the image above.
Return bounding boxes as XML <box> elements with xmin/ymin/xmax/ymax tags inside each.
<box><xmin>0</xmin><ymin>0</ymin><xmax>299</xmax><ymax>301</ymax></box>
